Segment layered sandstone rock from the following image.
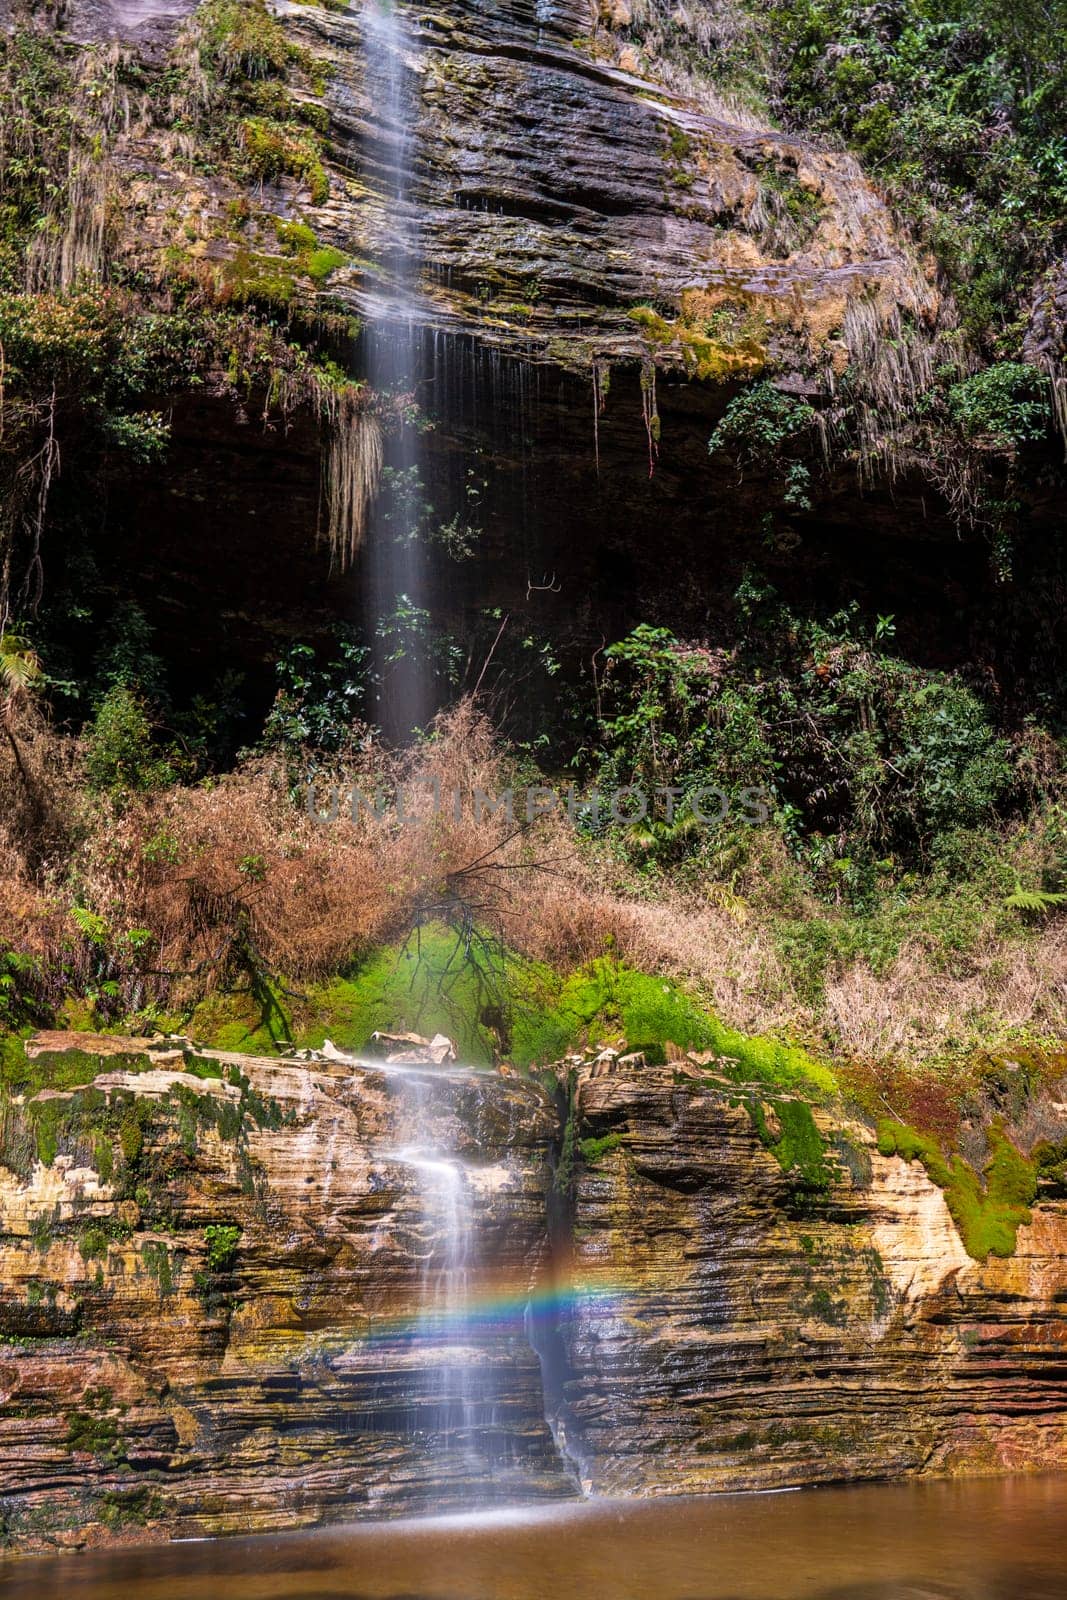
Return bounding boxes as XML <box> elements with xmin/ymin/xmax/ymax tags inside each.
<box><xmin>67</xmin><ymin>0</ymin><xmax>933</xmax><ymax>377</ymax></box>
<box><xmin>561</xmin><ymin>1063</ymin><xmax>1067</xmax><ymax>1494</ymax></box>
<box><xmin>2</xmin><ymin>1036</ymin><xmax>1067</xmax><ymax>1553</ymax></box>
<box><xmin>0</xmin><ymin>1036</ymin><xmax>573</xmax><ymax>1549</ymax></box>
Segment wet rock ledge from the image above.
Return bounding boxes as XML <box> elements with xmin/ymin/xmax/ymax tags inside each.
<box><xmin>563</xmin><ymin>1057</ymin><xmax>1067</xmax><ymax>1494</ymax></box>
<box><xmin>1</xmin><ymin>1032</ymin><xmax>1066</xmax><ymax>1553</ymax></box>
<box><xmin>0</xmin><ymin>1032</ymin><xmax>571</xmax><ymax>1549</ymax></box>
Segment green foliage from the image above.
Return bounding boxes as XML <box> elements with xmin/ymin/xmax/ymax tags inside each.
<box><xmin>596</xmin><ymin>585</ymin><xmax>1015</xmax><ymax>881</ymax></box>
<box><xmin>199</xmin><ymin>0</ymin><xmax>296</xmax><ymax>80</ymax></box>
<box><xmin>514</xmin><ymin>957</ymin><xmax>836</xmax><ymax>1090</ymax></box>
<box><xmin>0</xmin><ymin>954</ymin><xmax>47</xmax><ymax>1031</ymax></box>
<box><xmin>708</xmin><ymin>381</ymin><xmax>816</xmax><ymax>509</ymax></box>
<box><xmin>579</xmin><ymin>1131</ymin><xmax>624</xmax><ymax>1164</ymax></box>
<box><xmin>306</xmin><ymin>246</ymin><xmax>346</xmax><ymax>282</ymax></box>
<box><xmin>84</xmin><ymin>687</ymin><xmax>176</xmax><ymax>796</ymax></box>
<box><xmin>140</xmin><ymin>1239</ymin><xmax>176</xmax><ymax>1296</ymax></box>
<box><xmin>0</xmin><ymin>1040</ymin><xmax>149</xmax><ymax>1098</ymax></box>
<box><xmin>877</xmin><ymin>1118</ymin><xmax>1037</xmax><ymax>1258</ymax></box>
<box><xmin>761</xmin><ymin>0</ymin><xmax>1067</xmax><ymax>349</ymax></box>
<box><xmin>260</xmin><ymin>632</ymin><xmax>369</xmax><ymax>768</ymax></box>
<box><xmin>1034</xmin><ymin>1137</ymin><xmax>1067</xmax><ymax>1194</ymax></box>
<box><xmin>66</xmin><ymin>1404</ymin><xmax>122</xmax><ymax>1461</ymax></box>
<box><xmin>100</xmin><ymin>410</ymin><xmax>170</xmax><ymax>465</ymax></box>
<box><xmin>1003</xmin><ymin>882</ymin><xmax>1067</xmax><ymax>915</ymax></box>
<box><xmin>204</xmin><ymin>1222</ymin><xmax>241</xmax><ymax>1270</ymax></box>
<box><xmin>239</xmin><ymin>117</ymin><xmax>328</xmax><ymax>203</ymax></box>
<box><xmin>944</xmin><ymin>363</ymin><xmax>1050</xmax><ymax>449</ymax></box>
<box><xmin>596</xmin><ymin>623</ymin><xmax>776</xmax><ymax>832</ymax></box>
<box><xmin>77</xmin><ymin>1225</ymin><xmax>110</xmax><ymax>1262</ymax></box>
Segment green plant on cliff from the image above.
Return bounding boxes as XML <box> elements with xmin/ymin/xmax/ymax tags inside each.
<box><xmin>199</xmin><ymin>0</ymin><xmax>296</xmax><ymax>80</ymax></box>
<box><xmin>760</xmin><ymin>0</ymin><xmax>1067</xmax><ymax>352</ymax></box>
<box><xmin>193</xmin><ymin>0</ymin><xmax>331</xmax><ymax>202</ymax></box>
<box><xmin>708</xmin><ymin>382</ymin><xmax>816</xmax><ymax>510</ymax></box>
<box><xmin>204</xmin><ymin>1222</ymin><xmax>242</xmax><ymax>1270</ymax></box>
<box><xmin>578</xmin><ymin>1131</ymin><xmax>624</xmax><ymax>1164</ymax></box>
<box><xmin>746</xmin><ymin>1097</ymin><xmax>833</xmax><ymax>1190</ymax></box>
<box><xmin>877</xmin><ymin>1118</ymin><xmax>1037</xmax><ymax>1258</ymax></box>
<box><xmin>140</xmin><ymin>1240</ymin><xmax>177</xmax><ymax>1296</ymax></box>
<box><xmin>943</xmin><ymin>363</ymin><xmax>1051</xmax><ymax>450</ymax></box>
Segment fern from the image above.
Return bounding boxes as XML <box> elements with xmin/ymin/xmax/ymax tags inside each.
<box><xmin>1003</xmin><ymin>882</ymin><xmax>1067</xmax><ymax>914</ymax></box>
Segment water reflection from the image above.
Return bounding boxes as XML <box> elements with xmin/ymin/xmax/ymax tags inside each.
<box><xmin>4</xmin><ymin>1477</ymin><xmax>1067</xmax><ymax>1600</ymax></box>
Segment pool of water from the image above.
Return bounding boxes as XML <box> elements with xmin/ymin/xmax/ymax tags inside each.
<box><xmin>4</xmin><ymin>1477</ymin><xmax>1067</xmax><ymax>1600</ymax></box>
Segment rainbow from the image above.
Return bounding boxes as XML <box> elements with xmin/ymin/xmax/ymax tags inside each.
<box><xmin>355</xmin><ymin>1272</ymin><xmax>635</xmax><ymax>1341</ymax></box>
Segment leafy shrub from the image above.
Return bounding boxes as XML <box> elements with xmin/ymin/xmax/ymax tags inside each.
<box><xmin>100</xmin><ymin>411</ymin><xmax>170</xmax><ymax>466</ymax></box>
<box><xmin>204</xmin><ymin>1222</ymin><xmax>241</xmax><ymax>1270</ymax></box>
<box><xmin>260</xmin><ymin>633</ymin><xmax>369</xmax><ymax>767</ymax></box>
<box><xmin>596</xmin><ymin>586</ymin><xmax>1015</xmax><ymax>877</ymax></box>
<box><xmin>708</xmin><ymin>381</ymin><xmax>815</xmax><ymax>508</ymax></box>
<box><xmin>945</xmin><ymin>364</ymin><xmax>1049</xmax><ymax>449</ymax></box>
<box><xmin>84</xmin><ymin>687</ymin><xmax>176</xmax><ymax>795</ymax></box>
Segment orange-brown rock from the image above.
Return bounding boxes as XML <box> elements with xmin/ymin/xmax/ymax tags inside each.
<box><xmin>0</xmin><ymin>1041</ymin><xmax>573</xmax><ymax>1550</ymax></box>
<box><xmin>561</xmin><ymin>1065</ymin><xmax>1067</xmax><ymax>1494</ymax></box>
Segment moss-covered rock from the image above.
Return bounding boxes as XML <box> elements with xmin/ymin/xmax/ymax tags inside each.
<box><xmin>877</xmin><ymin>1118</ymin><xmax>1037</xmax><ymax>1259</ymax></box>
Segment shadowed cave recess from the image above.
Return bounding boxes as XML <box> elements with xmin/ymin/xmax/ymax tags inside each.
<box><xmin>38</xmin><ymin>336</ymin><xmax>1067</xmax><ymax>757</ymax></box>
<box><xmin>25</xmin><ymin>0</ymin><xmax>1067</xmax><ymax>752</ymax></box>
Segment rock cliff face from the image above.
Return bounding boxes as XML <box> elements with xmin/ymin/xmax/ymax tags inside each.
<box><xmin>562</xmin><ymin>1063</ymin><xmax>1067</xmax><ymax>1494</ymax></box>
<box><xmin>0</xmin><ymin>1035</ymin><xmax>573</xmax><ymax>1549</ymax></box>
<box><xmin>40</xmin><ymin>0</ymin><xmax>998</xmax><ymax>720</ymax></box>
<box><xmin>2</xmin><ymin>1035</ymin><xmax>1066</xmax><ymax>1553</ymax></box>
<box><xmin>305</xmin><ymin>0</ymin><xmax>933</xmax><ymax>374</ymax></box>
<box><xmin>70</xmin><ymin>0</ymin><xmax>932</xmax><ymax>375</ymax></box>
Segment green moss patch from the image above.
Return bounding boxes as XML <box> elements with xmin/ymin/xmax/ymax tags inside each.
<box><xmin>186</xmin><ymin>937</ymin><xmax>832</xmax><ymax>1095</ymax></box>
<box><xmin>746</xmin><ymin>1097</ymin><xmax>833</xmax><ymax>1191</ymax></box>
<box><xmin>877</xmin><ymin>1118</ymin><xmax>1037</xmax><ymax>1259</ymax></box>
<box><xmin>513</xmin><ymin>958</ymin><xmax>835</xmax><ymax>1091</ymax></box>
<box><xmin>578</xmin><ymin>1131</ymin><xmax>624</xmax><ymax>1165</ymax></box>
<box><xmin>0</xmin><ymin>1037</ymin><xmax>151</xmax><ymax>1097</ymax></box>
<box><xmin>628</xmin><ymin>302</ymin><xmax>767</xmax><ymax>382</ymax></box>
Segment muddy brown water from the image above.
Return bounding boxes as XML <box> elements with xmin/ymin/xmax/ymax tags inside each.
<box><xmin>3</xmin><ymin>1477</ymin><xmax>1066</xmax><ymax>1600</ymax></box>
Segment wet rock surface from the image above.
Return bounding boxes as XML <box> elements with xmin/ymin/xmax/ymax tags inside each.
<box><xmin>1</xmin><ymin>1038</ymin><xmax>1066</xmax><ymax>1551</ymax></box>
<box><xmin>561</xmin><ymin>1063</ymin><xmax>1067</xmax><ymax>1495</ymax></box>
<box><xmin>66</xmin><ymin>0</ymin><xmax>931</xmax><ymax>372</ymax></box>
<box><xmin>0</xmin><ymin>1036</ymin><xmax>573</xmax><ymax>1550</ymax></box>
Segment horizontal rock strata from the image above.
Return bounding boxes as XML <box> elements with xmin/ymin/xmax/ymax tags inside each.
<box><xmin>0</xmin><ymin>1035</ymin><xmax>573</xmax><ymax>1550</ymax></box>
<box><xmin>561</xmin><ymin>1063</ymin><xmax>1067</xmax><ymax>1494</ymax></box>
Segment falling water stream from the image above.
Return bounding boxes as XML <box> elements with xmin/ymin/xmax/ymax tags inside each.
<box><xmin>360</xmin><ymin>0</ymin><xmax>431</xmax><ymax>739</ymax></box>
<box><xmin>341</xmin><ymin>1057</ymin><xmax>574</xmax><ymax>1499</ymax></box>
<box><xmin>388</xmin><ymin>1142</ymin><xmax>477</xmax><ymax>1450</ymax></box>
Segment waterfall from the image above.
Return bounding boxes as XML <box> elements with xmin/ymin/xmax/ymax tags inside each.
<box><xmin>327</xmin><ymin>1057</ymin><xmax>580</xmax><ymax>1508</ymax></box>
<box><xmin>360</xmin><ymin>0</ymin><xmax>432</xmax><ymax>740</ymax></box>
<box><xmin>389</xmin><ymin>1141</ymin><xmax>477</xmax><ymax>1448</ymax></box>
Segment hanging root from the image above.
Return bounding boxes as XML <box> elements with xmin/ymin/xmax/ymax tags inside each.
<box><xmin>322</xmin><ymin>391</ymin><xmax>383</xmax><ymax>570</ymax></box>
<box><xmin>640</xmin><ymin>357</ymin><xmax>660</xmax><ymax>478</ymax></box>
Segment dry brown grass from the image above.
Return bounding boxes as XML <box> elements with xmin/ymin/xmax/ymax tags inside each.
<box><xmin>0</xmin><ymin>698</ymin><xmax>1065</xmax><ymax>1065</ymax></box>
<box><xmin>824</xmin><ymin>929</ymin><xmax>1067</xmax><ymax>1063</ymax></box>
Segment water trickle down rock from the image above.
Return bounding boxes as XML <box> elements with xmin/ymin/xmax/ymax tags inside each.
<box><xmin>0</xmin><ymin>1036</ymin><xmax>575</xmax><ymax>1547</ymax></box>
